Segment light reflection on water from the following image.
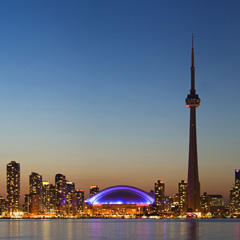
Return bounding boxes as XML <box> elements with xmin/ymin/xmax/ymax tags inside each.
<box><xmin>0</xmin><ymin>219</ymin><xmax>239</xmax><ymax>240</ymax></box>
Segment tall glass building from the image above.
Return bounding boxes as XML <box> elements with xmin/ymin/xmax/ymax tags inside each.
<box><xmin>6</xmin><ymin>161</ymin><xmax>20</xmax><ymax>215</ymax></box>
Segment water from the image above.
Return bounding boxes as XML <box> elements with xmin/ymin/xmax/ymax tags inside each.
<box><xmin>0</xmin><ymin>219</ymin><xmax>239</xmax><ymax>240</ymax></box>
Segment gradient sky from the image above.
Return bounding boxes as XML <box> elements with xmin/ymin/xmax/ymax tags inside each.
<box><xmin>0</xmin><ymin>1</ymin><xmax>239</xmax><ymax>203</ymax></box>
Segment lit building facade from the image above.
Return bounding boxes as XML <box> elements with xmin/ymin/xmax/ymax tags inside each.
<box><xmin>75</xmin><ymin>189</ymin><xmax>84</xmax><ymax>214</ymax></box>
<box><xmin>154</xmin><ymin>180</ymin><xmax>165</xmax><ymax>213</ymax></box>
<box><xmin>24</xmin><ymin>194</ymin><xmax>30</xmax><ymax>214</ymax></box>
<box><xmin>66</xmin><ymin>181</ymin><xmax>76</xmax><ymax>216</ymax></box>
<box><xmin>29</xmin><ymin>172</ymin><xmax>42</xmax><ymax>215</ymax></box>
<box><xmin>6</xmin><ymin>161</ymin><xmax>20</xmax><ymax>215</ymax></box>
<box><xmin>55</xmin><ymin>173</ymin><xmax>66</xmax><ymax>215</ymax></box>
<box><xmin>229</xmin><ymin>170</ymin><xmax>240</xmax><ymax>214</ymax></box>
<box><xmin>200</xmin><ymin>192</ymin><xmax>209</xmax><ymax>213</ymax></box>
<box><xmin>201</xmin><ymin>192</ymin><xmax>224</xmax><ymax>216</ymax></box>
<box><xmin>49</xmin><ymin>184</ymin><xmax>56</xmax><ymax>212</ymax></box>
<box><xmin>84</xmin><ymin>185</ymin><xmax>154</xmax><ymax>216</ymax></box>
<box><xmin>90</xmin><ymin>186</ymin><xmax>99</xmax><ymax>197</ymax></box>
<box><xmin>179</xmin><ymin>180</ymin><xmax>188</xmax><ymax>214</ymax></box>
<box><xmin>209</xmin><ymin>195</ymin><xmax>224</xmax><ymax>207</ymax></box>
<box><xmin>235</xmin><ymin>169</ymin><xmax>240</xmax><ymax>186</ymax></box>
<box><xmin>42</xmin><ymin>182</ymin><xmax>51</xmax><ymax>214</ymax></box>
<box><xmin>0</xmin><ymin>196</ymin><xmax>6</xmax><ymax>215</ymax></box>
<box><xmin>66</xmin><ymin>181</ymin><xmax>75</xmax><ymax>194</ymax></box>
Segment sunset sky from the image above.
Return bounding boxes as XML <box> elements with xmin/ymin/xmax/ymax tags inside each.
<box><xmin>0</xmin><ymin>1</ymin><xmax>239</xmax><ymax>202</ymax></box>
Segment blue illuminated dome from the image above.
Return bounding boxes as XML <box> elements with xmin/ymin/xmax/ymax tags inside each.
<box><xmin>85</xmin><ymin>185</ymin><xmax>154</xmax><ymax>205</ymax></box>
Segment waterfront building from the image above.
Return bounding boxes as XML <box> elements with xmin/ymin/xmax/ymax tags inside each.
<box><xmin>200</xmin><ymin>192</ymin><xmax>209</xmax><ymax>213</ymax></box>
<box><xmin>163</xmin><ymin>196</ymin><xmax>174</xmax><ymax>212</ymax></box>
<box><xmin>42</xmin><ymin>182</ymin><xmax>51</xmax><ymax>213</ymax></box>
<box><xmin>154</xmin><ymin>180</ymin><xmax>165</xmax><ymax>213</ymax></box>
<box><xmin>229</xmin><ymin>170</ymin><xmax>240</xmax><ymax>215</ymax></box>
<box><xmin>185</xmin><ymin>36</ymin><xmax>201</xmax><ymax>212</ymax></box>
<box><xmin>55</xmin><ymin>173</ymin><xmax>66</xmax><ymax>215</ymax></box>
<box><xmin>90</xmin><ymin>185</ymin><xmax>99</xmax><ymax>197</ymax></box>
<box><xmin>235</xmin><ymin>169</ymin><xmax>240</xmax><ymax>186</ymax></box>
<box><xmin>6</xmin><ymin>161</ymin><xmax>20</xmax><ymax>215</ymax></box>
<box><xmin>66</xmin><ymin>181</ymin><xmax>76</xmax><ymax>215</ymax></box>
<box><xmin>66</xmin><ymin>181</ymin><xmax>75</xmax><ymax>194</ymax></box>
<box><xmin>208</xmin><ymin>195</ymin><xmax>224</xmax><ymax>207</ymax></box>
<box><xmin>0</xmin><ymin>196</ymin><xmax>6</xmax><ymax>216</ymax></box>
<box><xmin>75</xmin><ymin>189</ymin><xmax>84</xmax><ymax>214</ymax></box>
<box><xmin>179</xmin><ymin>180</ymin><xmax>188</xmax><ymax>214</ymax></box>
<box><xmin>229</xmin><ymin>186</ymin><xmax>240</xmax><ymax>214</ymax></box>
<box><xmin>29</xmin><ymin>172</ymin><xmax>42</xmax><ymax>215</ymax></box>
<box><xmin>24</xmin><ymin>194</ymin><xmax>30</xmax><ymax>214</ymax></box>
<box><xmin>201</xmin><ymin>192</ymin><xmax>224</xmax><ymax>216</ymax></box>
<box><xmin>84</xmin><ymin>185</ymin><xmax>154</xmax><ymax>216</ymax></box>
<box><xmin>49</xmin><ymin>184</ymin><xmax>56</xmax><ymax>213</ymax></box>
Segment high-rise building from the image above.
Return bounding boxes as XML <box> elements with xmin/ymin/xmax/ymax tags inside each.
<box><xmin>229</xmin><ymin>170</ymin><xmax>240</xmax><ymax>214</ymax></box>
<box><xmin>75</xmin><ymin>189</ymin><xmax>84</xmax><ymax>214</ymax></box>
<box><xmin>0</xmin><ymin>196</ymin><xmax>6</xmax><ymax>215</ymax></box>
<box><xmin>229</xmin><ymin>186</ymin><xmax>240</xmax><ymax>214</ymax></box>
<box><xmin>29</xmin><ymin>172</ymin><xmax>42</xmax><ymax>215</ymax></box>
<box><xmin>49</xmin><ymin>184</ymin><xmax>56</xmax><ymax>213</ymax></box>
<box><xmin>208</xmin><ymin>195</ymin><xmax>224</xmax><ymax>207</ymax></box>
<box><xmin>179</xmin><ymin>180</ymin><xmax>188</xmax><ymax>214</ymax></box>
<box><xmin>6</xmin><ymin>161</ymin><xmax>20</xmax><ymax>215</ymax></box>
<box><xmin>235</xmin><ymin>169</ymin><xmax>240</xmax><ymax>186</ymax></box>
<box><xmin>66</xmin><ymin>181</ymin><xmax>75</xmax><ymax>195</ymax></box>
<box><xmin>66</xmin><ymin>181</ymin><xmax>76</xmax><ymax>216</ymax></box>
<box><xmin>154</xmin><ymin>180</ymin><xmax>165</xmax><ymax>213</ymax></box>
<box><xmin>55</xmin><ymin>174</ymin><xmax>66</xmax><ymax>215</ymax></box>
<box><xmin>42</xmin><ymin>182</ymin><xmax>51</xmax><ymax>213</ymax></box>
<box><xmin>185</xmin><ymin>36</ymin><xmax>201</xmax><ymax>212</ymax></box>
<box><xmin>162</xmin><ymin>196</ymin><xmax>173</xmax><ymax>212</ymax></box>
<box><xmin>200</xmin><ymin>192</ymin><xmax>209</xmax><ymax>213</ymax></box>
<box><xmin>201</xmin><ymin>192</ymin><xmax>224</xmax><ymax>216</ymax></box>
<box><xmin>24</xmin><ymin>194</ymin><xmax>30</xmax><ymax>213</ymax></box>
<box><xmin>90</xmin><ymin>186</ymin><xmax>99</xmax><ymax>197</ymax></box>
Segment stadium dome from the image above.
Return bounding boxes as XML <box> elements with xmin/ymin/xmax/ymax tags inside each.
<box><xmin>85</xmin><ymin>185</ymin><xmax>154</xmax><ymax>205</ymax></box>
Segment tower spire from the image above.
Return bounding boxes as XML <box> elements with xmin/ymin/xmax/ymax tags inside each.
<box><xmin>191</xmin><ymin>34</ymin><xmax>195</xmax><ymax>93</ymax></box>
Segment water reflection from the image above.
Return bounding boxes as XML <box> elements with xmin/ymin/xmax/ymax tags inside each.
<box><xmin>187</xmin><ymin>220</ymin><xmax>199</xmax><ymax>240</ymax></box>
<box><xmin>1</xmin><ymin>219</ymin><xmax>240</xmax><ymax>240</ymax></box>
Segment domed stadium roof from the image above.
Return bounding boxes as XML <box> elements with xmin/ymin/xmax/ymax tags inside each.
<box><xmin>85</xmin><ymin>185</ymin><xmax>154</xmax><ymax>205</ymax></box>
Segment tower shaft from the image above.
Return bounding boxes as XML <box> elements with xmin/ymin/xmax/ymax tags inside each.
<box><xmin>187</xmin><ymin>107</ymin><xmax>200</xmax><ymax>211</ymax></box>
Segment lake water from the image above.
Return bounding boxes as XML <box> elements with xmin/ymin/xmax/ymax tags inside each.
<box><xmin>0</xmin><ymin>219</ymin><xmax>239</xmax><ymax>240</ymax></box>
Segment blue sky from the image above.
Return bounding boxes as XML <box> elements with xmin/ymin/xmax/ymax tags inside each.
<box><xmin>0</xmin><ymin>1</ymin><xmax>239</xmax><ymax>202</ymax></box>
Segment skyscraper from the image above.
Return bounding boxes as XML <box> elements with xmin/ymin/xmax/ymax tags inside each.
<box><xmin>229</xmin><ymin>170</ymin><xmax>240</xmax><ymax>214</ymax></box>
<box><xmin>49</xmin><ymin>184</ymin><xmax>56</xmax><ymax>213</ymax></box>
<box><xmin>0</xmin><ymin>196</ymin><xmax>6</xmax><ymax>215</ymax></box>
<box><xmin>6</xmin><ymin>161</ymin><xmax>20</xmax><ymax>215</ymax></box>
<box><xmin>185</xmin><ymin>36</ymin><xmax>201</xmax><ymax>212</ymax></box>
<box><xmin>29</xmin><ymin>172</ymin><xmax>42</xmax><ymax>215</ymax></box>
<box><xmin>66</xmin><ymin>181</ymin><xmax>75</xmax><ymax>195</ymax></box>
<box><xmin>179</xmin><ymin>180</ymin><xmax>188</xmax><ymax>214</ymax></box>
<box><xmin>66</xmin><ymin>181</ymin><xmax>76</xmax><ymax>216</ymax></box>
<box><xmin>42</xmin><ymin>181</ymin><xmax>50</xmax><ymax>213</ymax></box>
<box><xmin>75</xmin><ymin>189</ymin><xmax>84</xmax><ymax>214</ymax></box>
<box><xmin>55</xmin><ymin>173</ymin><xmax>66</xmax><ymax>215</ymax></box>
<box><xmin>90</xmin><ymin>185</ymin><xmax>99</xmax><ymax>197</ymax></box>
<box><xmin>154</xmin><ymin>180</ymin><xmax>165</xmax><ymax>213</ymax></box>
<box><xmin>235</xmin><ymin>169</ymin><xmax>240</xmax><ymax>186</ymax></box>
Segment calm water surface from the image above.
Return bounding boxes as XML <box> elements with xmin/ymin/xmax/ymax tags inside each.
<box><xmin>0</xmin><ymin>219</ymin><xmax>239</xmax><ymax>240</ymax></box>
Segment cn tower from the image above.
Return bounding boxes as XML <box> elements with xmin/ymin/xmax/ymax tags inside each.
<box><xmin>185</xmin><ymin>35</ymin><xmax>201</xmax><ymax>212</ymax></box>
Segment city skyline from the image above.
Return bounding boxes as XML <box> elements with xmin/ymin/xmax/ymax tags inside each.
<box><xmin>0</xmin><ymin>159</ymin><xmax>239</xmax><ymax>205</ymax></box>
<box><xmin>1</xmin><ymin>160</ymin><xmax>238</xmax><ymax>217</ymax></box>
<box><xmin>0</xmin><ymin>1</ymin><xmax>240</xmax><ymax>202</ymax></box>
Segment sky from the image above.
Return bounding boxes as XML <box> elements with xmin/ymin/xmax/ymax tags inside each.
<box><xmin>0</xmin><ymin>1</ymin><xmax>239</xmax><ymax>203</ymax></box>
